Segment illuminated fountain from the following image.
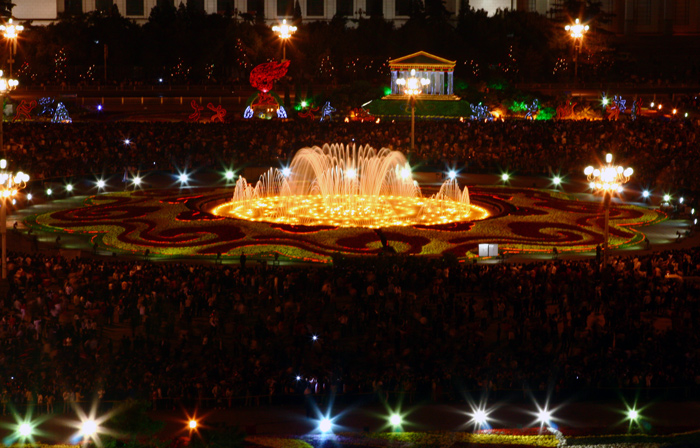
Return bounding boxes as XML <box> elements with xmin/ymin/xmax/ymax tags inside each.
<box><xmin>213</xmin><ymin>144</ymin><xmax>487</xmax><ymax>228</ymax></box>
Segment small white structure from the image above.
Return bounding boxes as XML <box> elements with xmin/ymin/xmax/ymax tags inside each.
<box><xmin>478</xmin><ymin>244</ymin><xmax>498</xmax><ymax>258</ymax></box>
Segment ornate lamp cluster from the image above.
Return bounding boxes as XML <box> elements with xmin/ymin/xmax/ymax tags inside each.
<box><xmin>584</xmin><ymin>153</ymin><xmax>633</xmax><ymax>193</ymax></box>
<box><xmin>0</xmin><ymin>158</ymin><xmax>29</xmax><ymax>280</ymax></box>
<box><xmin>272</xmin><ymin>19</ymin><xmax>297</xmax><ymax>61</ymax></box>
<box><xmin>565</xmin><ymin>18</ymin><xmax>589</xmax><ymax>38</ymax></box>
<box><xmin>0</xmin><ymin>158</ymin><xmax>29</xmax><ymax>198</ymax></box>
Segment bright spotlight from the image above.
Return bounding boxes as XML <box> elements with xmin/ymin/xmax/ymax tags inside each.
<box><xmin>448</xmin><ymin>170</ymin><xmax>457</xmax><ymax>180</ymax></box>
<box><xmin>602</xmin><ymin>97</ymin><xmax>609</xmax><ymax>106</ymax></box>
<box><xmin>301</xmin><ymin>100</ymin><xmax>307</xmax><ymax>108</ymax></box>
<box><xmin>27</xmin><ymin>193</ymin><xmax>32</xmax><ymax>201</ymax></box>
<box><xmin>46</xmin><ymin>188</ymin><xmax>53</xmax><ymax>196</ymax></box>
<box><xmin>627</xmin><ymin>409</ymin><xmax>639</xmax><ymax>421</ymax></box>
<box><xmin>501</xmin><ymin>173</ymin><xmax>509</xmax><ymax>181</ymax></box>
<box><xmin>680</xmin><ymin>197</ymin><xmax>684</xmax><ymax>204</ymax></box>
<box><xmin>124</xmin><ymin>139</ymin><xmax>131</xmax><ymax>145</ymax></box>
<box><xmin>319</xmin><ymin>417</ymin><xmax>332</xmax><ymax>433</ymax></box>
<box><xmin>400</xmin><ymin>167</ymin><xmax>411</xmax><ymax>179</ymax></box>
<box><xmin>536</xmin><ymin>408</ymin><xmax>552</xmax><ymax>425</ymax></box>
<box><xmin>225</xmin><ymin>170</ymin><xmax>235</xmax><ymax>180</ymax></box>
<box><xmin>642</xmin><ymin>190</ymin><xmax>650</xmax><ymax>198</ymax></box>
<box><xmin>66</xmin><ymin>184</ymin><xmax>73</xmax><ymax>192</ymax></box>
<box><xmin>82</xmin><ymin>419</ymin><xmax>97</xmax><ymax>437</ymax></box>
<box><xmin>19</xmin><ymin>423</ymin><xmax>32</xmax><ymax>437</ymax></box>
<box><xmin>617</xmin><ymin>186</ymin><xmax>624</xmax><ymax>193</ymax></box>
<box><xmin>650</xmin><ymin>102</ymin><xmax>655</xmax><ymax>107</ymax></box>
<box><xmin>470</xmin><ymin>408</ymin><xmax>490</xmax><ymax>426</ymax></box>
<box><xmin>178</xmin><ymin>173</ymin><xmax>189</xmax><ymax>183</ymax></box>
<box><xmin>97</xmin><ymin>180</ymin><xmax>106</xmax><ymax>189</ymax></box>
<box><xmin>312</xmin><ymin>335</ymin><xmax>318</xmax><ymax>341</ymax></box>
<box><xmin>663</xmin><ymin>194</ymin><xmax>671</xmax><ymax>202</ymax></box>
<box><xmin>282</xmin><ymin>167</ymin><xmax>291</xmax><ymax>177</ymax></box>
<box><xmin>389</xmin><ymin>414</ymin><xmax>402</xmax><ymax>426</ymax></box>
<box><xmin>188</xmin><ymin>419</ymin><xmax>197</xmax><ymax>430</ymax></box>
<box><xmin>97</xmin><ymin>104</ymin><xmax>103</xmax><ymax>111</ymax></box>
<box><xmin>133</xmin><ymin>176</ymin><xmax>142</xmax><ymax>186</ymax></box>
<box><xmin>296</xmin><ymin>375</ymin><xmax>301</xmax><ymax>381</ymax></box>
<box><xmin>346</xmin><ymin>168</ymin><xmax>357</xmax><ymax>179</ymax></box>
<box><xmin>552</xmin><ymin>176</ymin><xmax>561</xmax><ymax>185</ymax></box>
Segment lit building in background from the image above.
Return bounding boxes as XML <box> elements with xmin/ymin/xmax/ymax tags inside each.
<box><xmin>12</xmin><ymin>0</ymin><xmax>700</xmax><ymax>35</ymax></box>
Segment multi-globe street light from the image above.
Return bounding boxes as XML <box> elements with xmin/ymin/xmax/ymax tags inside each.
<box><xmin>0</xmin><ymin>18</ymin><xmax>23</xmax><ymax>78</ymax></box>
<box><xmin>272</xmin><ymin>19</ymin><xmax>297</xmax><ymax>61</ymax></box>
<box><xmin>565</xmin><ymin>18</ymin><xmax>589</xmax><ymax>82</ymax></box>
<box><xmin>0</xmin><ymin>158</ymin><xmax>29</xmax><ymax>280</ymax></box>
<box><xmin>584</xmin><ymin>153</ymin><xmax>633</xmax><ymax>266</ymax></box>
<box><xmin>396</xmin><ymin>69</ymin><xmax>430</xmax><ymax>151</ymax></box>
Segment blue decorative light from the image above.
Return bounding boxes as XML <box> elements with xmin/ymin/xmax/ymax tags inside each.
<box><xmin>243</xmin><ymin>106</ymin><xmax>254</xmax><ymax>119</ymax></box>
<box><xmin>526</xmin><ymin>99</ymin><xmax>539</xmax><ymax>120</ymax></box>
<box><xmin>320</xmin><ymin>102</ymin><xmax>336</xmax><ymax>122</ymax></box>
<box><xmin>613</xmin><ymin>95</ymin><xmax>626</xmax><ymax>113</ymax></box>
<box><xmin>470</xmin><ymin>103</ymin><xmax>493</xmax><ymax>121</ymax></box>
<box><xmin>277</xmin><ymin>106</ymin><xmax>288</xmax><ymax>119</ymax></box>
<box><xmin>52</xmin><ymin>102</ymin><xmax>72</xmax><ymax>123</ymax></box>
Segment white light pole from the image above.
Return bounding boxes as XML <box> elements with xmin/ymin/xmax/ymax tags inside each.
<box><xmin>585</xmin><ymin>153</ymin><xmax>633</xmax><ymax>266</ymax></box>
<box><xmin>565</xmin><ymin>18</ymin><xmax>589</xmax><ymax>83</ymax></box>
<box><xmin>0</xmin><ymin>71</ymin><xmax>18</xmax><ymax>159</ymax></box>
<box><xmin>0</xmin><ymin>19</ymin><xmax>23</xmax><ymax>78</ymax></box>
<box><xmin>272</xmin><ymin>19</ymin><xmax>297</xmax><ymax>61</ymax></box>
<box><xmin>396</xmin><ymin>69</ymin><xmax>430</xmax><ymax>151</ymax></box>
<box><xmin>0</xmin><ymin>158</ymin><xmax>29</xmax><ymax>279</ymax></box>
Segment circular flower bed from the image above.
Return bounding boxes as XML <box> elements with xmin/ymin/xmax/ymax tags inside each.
<box><xmin>27</xmin><ymin>187</ymin><xmax>665</xmax><ymax>262</ymax></box>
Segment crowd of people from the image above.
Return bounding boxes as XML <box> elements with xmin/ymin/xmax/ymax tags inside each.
<box><xmin>3</xmin><ymin>117</ymin><xmax>699</xmax><ymax>198</ymax></box>
<box><xmin>1</xmin><ymin>116</ymin><xmax>699</xmax><ymax>414</ymax></box>
<box><xmin>1</xmin><ymin>246</ymin><xmax>699</xmax><ymax>413</ymax></box>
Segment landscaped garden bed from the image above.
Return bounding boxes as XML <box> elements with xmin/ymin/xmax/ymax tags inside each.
<box><xmin>26</xmin><ymin>187</ymin><xmax>665</xmax><ymax>262</ymax></box>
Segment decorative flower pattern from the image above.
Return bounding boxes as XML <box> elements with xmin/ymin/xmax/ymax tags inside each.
<box><xmin>29</xmin><ymin>187</ymin><xmax>664</xmax><ymax>261</ymax></box>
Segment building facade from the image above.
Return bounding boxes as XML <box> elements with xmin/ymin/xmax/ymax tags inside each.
<box><xmin>12</xmin><ymin>0</ymin><xmax>700</xmax><ymax>35</ymax></box>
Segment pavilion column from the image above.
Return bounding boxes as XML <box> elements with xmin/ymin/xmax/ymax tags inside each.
<box><xmin>391</xmin><ymin>71</ymin><xmax>398</xmax><ymax>94</ymax></box>
<box><xmin>447</xmin><ymin>71</ymin><xmax>453</xmax><ymax>95</ymax></box>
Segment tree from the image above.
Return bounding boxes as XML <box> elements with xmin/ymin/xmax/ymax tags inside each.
<box><xmin>0</xmin><ymin>0</ymin><xmax>14</xmax><ymax>18</ymax></box>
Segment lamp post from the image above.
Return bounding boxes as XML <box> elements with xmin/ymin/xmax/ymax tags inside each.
<box><xmin>272</xmin><ymin>19</ymin><xmax>297</xmax><ymax>61</ymax></box>
<box><xmin>565</xmin><ymin>18</ymin><xmax>588</xmax><ymax>83</ymax></box>
<box><xmin>0</xmin><ymin>159</ymin><xmax>29</xmax><ymax>280</ymax></box>
<box><xmin>0</xmin><ymin>19</ymin><xmax>23</xmax><ymax>78</ymax></box>
<box><xmin>396</xmin><ymin>69</ymin><xmax>430</xmax><ymax>151</ymax></box>
<box><xmin>0</xmin><ymin>71</ymin><xmax>18</xmax><ymax>158</ymax></box>
<box><xmin>584</xmin><ymin>153</ymin><xmax>633</xmax><ymax>266</ymax></box>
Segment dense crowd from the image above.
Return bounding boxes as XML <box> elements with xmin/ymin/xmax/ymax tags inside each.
<box><xmin>1</xmin><ymin>247</ymin><xmax>699</xmax><ymax>413</ymax></box>
<box><xmin>3</xmin><ymin>118</ymin><xmax>700</xmax><ymax>198</ymax></box>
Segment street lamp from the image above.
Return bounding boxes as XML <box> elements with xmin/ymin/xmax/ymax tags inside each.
<box><xmin>0</xmin><ymin>158</ymin><xmax>29</xmax><ymax>280</ymax></box>
<box><xmin>0</xmin><ymin>70</ymin><xmax>18</xmax><ymax>158</ymax></box>
<box><xmin>272</xmin><ymin>19</ymin><xmax>297</xmax><ymax>61</ymax></box>
<box><xmin>0</xmin><ymin>19</ymin><xmax>23</xmax><ymax>78</ymax></box>
<box><xmin>584</xmin><ymin>153</ymin><xmax>633</xmax><ymax>266</ymax></box>
<box><xmin>565</xmin><ymin>18</ymin><xmax>589</xmax><ymax>82</ymax></box>
<box><xmin>396</xmin><ymin>69</ymin><xmax>430</xmax><ymax>151</ymax></box>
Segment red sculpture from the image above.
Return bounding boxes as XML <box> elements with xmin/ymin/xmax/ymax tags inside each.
<box><xmin>556</xmin><ymin>101</ymin><xmax>577</xmax><ymax>120</ymax></box>
<box><xmin>249</xmin><ymin>60</ymin><xmax>290</xmax><ymax>93</ymax></box>
<box><xmin>298</xmin><ymin>106</ymin><xmax>320</xmax><ymax>120</ymax></box>
<box><xmin>13</xmin><ymin>100</ymin><xmax>37</xmax><ymax>121</ymax></box>
<box><xmin>606</xmin><ymin>103</ymin><xmax>621</xmax><ymax>121</ymax></box>
<box><xmin>207</xmin><ymin>103</ymin><xmax>227</xmax><ymax>123</ymax></box>
<box><xmin>189</xmin><ymin>100</ymin><xmax>204</xmax><ymax>121</ymax></box>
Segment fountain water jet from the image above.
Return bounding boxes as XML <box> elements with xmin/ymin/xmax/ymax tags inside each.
<box><xmin>213</xmin><ymin>144</ymin><xmax>486</xmax><ymax>228</ymax></box>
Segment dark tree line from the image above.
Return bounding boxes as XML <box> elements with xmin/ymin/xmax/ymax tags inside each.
<box><xmin>6</xmin><ymin>0</ymin><xmax>688</xmax><ymax>87</ymax></box>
